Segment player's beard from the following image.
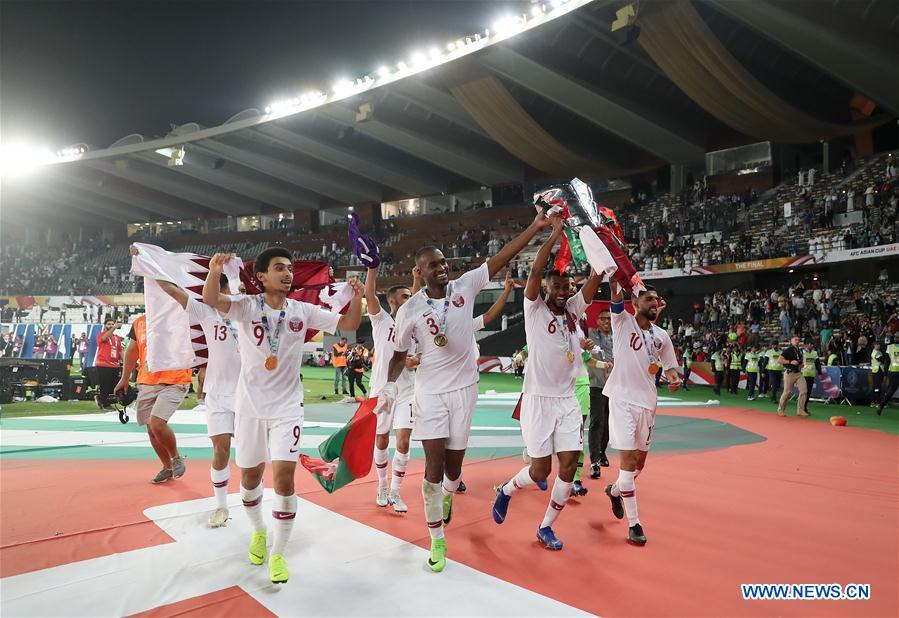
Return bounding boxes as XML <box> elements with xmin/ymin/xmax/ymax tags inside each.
<box><xmin>640</xmin><ymin>307</ymin><xmax>657</xmax><ymax>322</ymax></box>
<box><xmin>547</xmin><ymin>291</ymin><xmax>571</xmax><ymax>314</ymax></box>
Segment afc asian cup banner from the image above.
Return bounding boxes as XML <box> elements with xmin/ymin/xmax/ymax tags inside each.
<box><xmin>819</xmin><ymin>242</ymin><xmax>898</xmax><ymax>264</ymax></box>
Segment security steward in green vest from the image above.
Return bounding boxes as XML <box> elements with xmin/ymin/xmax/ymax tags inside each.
<box><xmin>728</xmin><ymin>344</ymin><xmax>744</xmax><ymax>395</ymax></box>
<box><xmin>711</xmin><ymin>348</ymin><xmax>726</xmax><ymax>396</ymax></box>
<box><xmin>765</xmin><ymin>342</ymin><xmax>784</xmax><ymax>403</ymax></box>
<box><xmin>743</xmin><ymin>344</ymin><xmax>762</xmax><ymax>401</ymax></box>
<box><xmin>801</xmin><ymin>340</ymin><xmax>821</xmax><ymax>414</ymax></box>
<box><xmin>876</xmin><ymin>336</ymin><xmax>899</xmax><ymax>416</ymax></box>
<box><xmin>870</xmin><ymin>341</ymin><xmax>884</xmax><ymax>404</ymax></box>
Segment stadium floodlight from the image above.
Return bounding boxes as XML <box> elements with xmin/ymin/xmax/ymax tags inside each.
<box><xmin>456</xmin><ymin>39</ymin><xmax>465</xmax><ymax>49</ymax></box>
<box><xmin>397</xmin><ymin>60</ymin><xmax>408</xmax><ymax>71</ymax></box>
<box><xmin>377</xmin><ymin>66</ymin><xmax>391</xmax><ymax>78</ymax></box>
<box><xmin>411</xmin><ymin>51</ymin><xmax>427</xmax><ymax>66</ymax></box>
<box><xmin>447</xmin><ymin>42</ymin><xmax>456</xmax><ymax>51</ymax></box>
<box><xmin>493</xmin><ymin>16</ymin><xmax>518</xmax><ymax>35</ymax></box>
<box><xmin>531</xmin><ymin>5</ymin><xmax>544</xmax><ymax>17</ymax></box>
<box><xmin>428</xmin><ymin>46</ymin><xmax>441</xmax><ymax>59</ymax></box>
<box><xmin>0</xmin><ymin>145</ymin><xmax>55</xmax><ymax>177</ymax></box>
<box><xmin>154</xmin><ymin>146</ymin><xmax>185</xmax><ymax>166</ymax></box>
<box><xmin>332</xmin><ymin>79</ymin><xmax>354</xmax><ymax>95</ymax></box>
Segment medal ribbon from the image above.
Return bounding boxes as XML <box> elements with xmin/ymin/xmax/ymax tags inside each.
<box><xmin>637</xmin><ymin>318</ymin><xmax>659</xmax><ymax>367</ymax></box>
<box><xmin>259</xmin><ymin>296</ymin><xmax>286</xmax><ymax>359</ymax></box>
<box><xmin>552</xmin><ymin>311</ymin><xmax>573</xmax><ymax>358</ymax></box>
<box><xmin>223</xmin><ymin>318</ymin><xmax>239</xmax><ymax>342</ymax></box>
<box><xmin>425</xmin><ymin>282</ymin><xmax>453</xmax><ymax>340</ymax></box>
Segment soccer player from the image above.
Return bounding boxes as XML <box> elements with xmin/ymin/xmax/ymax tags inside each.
<box><xmin>377</xmin><ymin>209</ymin><xmax>554</xmax><ymax>572</ymax></box>
<box><xmin>602</xmin><ymin>282</ymin><xmax>680</xmax><ymax>546</ymax></box>
<box><xmin>203</xmin><ymin>248</ymin><xmax>362</xmax><ymax>585</ymax></box>
<box><xmin>492</xmin><ymin>216</ymin><xmax>601</xmax><ymax>549</ymax></box>
<box><xmin>146</xmin><ymin>262</ymin><xmax>242</xmax><ymax>527</ymax></box>
<box><xmin>571</xmin><ymin>327</ymin><xmax>602</xmax><ymax>495</ymax></box>
<box><xmin>114</xmin><ymin>315</ymin><xmax>192</xmax><ymax>484</ymax></box>
<box><xmin>410</xmin><ymin>265</ymin><xmax>517</xmax><ymax>497</ymax></box>
<box><xmin>366</xmin><ymin>265</ymin><xmax>417</xmax><ymax>513</ymax></box>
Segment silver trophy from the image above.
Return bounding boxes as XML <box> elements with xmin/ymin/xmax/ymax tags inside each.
<box><xmin>534</xmin><ymin>177</ymin><xmax>599</xmax><ymax>228</ymax></box>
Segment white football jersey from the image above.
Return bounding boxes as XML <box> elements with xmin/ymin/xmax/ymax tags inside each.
<box><xmin>369</xmin><ymin>308</ymin><xmax>414</xmax><ymax>396</ymax></box>
<box><xmin>186</xmin><ymin>298</ymin><xmax>241</xmax><ymax>396</ymax></box>
<box><xmin>522</xmin><ymin>293</ymin><xmax>588</xmax><ymax>397</ymax></box>
<box><xmin>394</xmin><ymin>263</ymin><xmax>489</xmax><ymax>395</ymax></box>
<box><xmin>227</xmin><ymin>295</ymin><xmax>340</xmax><ymax>419</ymax></box>
<box><xmin>602</xmin><ymin>304</ymin><xmax>677</xmax><ymax>410</ymax></box>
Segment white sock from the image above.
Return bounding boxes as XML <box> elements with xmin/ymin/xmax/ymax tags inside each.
<box><xmin>270</xmin><ymin>493</ymin><xmax>297</xmax><ymax>556</ymax></box>
<box><xmin>240</xmin><ymin>481</ymin><xmax>265</xmax><ymax>532</ymax></box>
<box><xmin>540</xmin><ymin>476</ymin><xmax>572</xmax><ymax>528</ymax></box>
<box><xmin>210</xmin><ymin>466</ymin><xmax>229</xmax><ymax>509</ymax></box>
<box><xmin>610</xmin><ymin>468</ymin><xmax>640</xmax><ymax>496</ymax></box>
<box><xmin>374</xmin><ymin>446</ymin><xmax>389</xmax><ymax>488</ymax></box>
<box><xmin>503</xmin><ymin>466</ymin><xmax>535</xmax><ymax>496</ymax></box>
<box><xmin>616</xmin><ymin>470</ymin><xmax>640</xmax><ymax>526</ymax></box>
<box><xmin>390</xmin><ymin>451</ymin><xmax>409</xmax><ymax>495</ymax></box>
<box><xmin>422</xmin><ymin>479</ymin><xmax>444</xmax><ymax>540</ymax></box>
<box><xmin>442</xmin><ymin>473</ymin><xmax>461</xmax><ymax>496</ymax></box>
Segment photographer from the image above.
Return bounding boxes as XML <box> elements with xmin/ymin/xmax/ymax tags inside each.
<box><xmin>346</xmin><ymin>344</ymin><xmax>368</xmax><ymax>400</ymax></box>
<box><xmin>93</xmin><ymin>317</ymin><xmax>123</xmax><ymax>410</ymax></box>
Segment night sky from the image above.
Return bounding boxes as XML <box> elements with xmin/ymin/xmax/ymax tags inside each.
<box><xmin>1</xmin><ymin>0</ymin><xmax>529</xmax><ymax>149</ymax></box>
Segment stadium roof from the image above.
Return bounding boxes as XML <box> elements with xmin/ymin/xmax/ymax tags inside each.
<box><xmin>3</xmin><ymin>0</ymin><xmax>897</xmax><ymax>224</ymax></box>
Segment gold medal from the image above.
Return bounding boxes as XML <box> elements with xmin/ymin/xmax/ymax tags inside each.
<box><xmin>567</xmin><ymin>350</ymin><xmax>575</xmax><ymax>363</ymax></box>
<box><xmin>265</xmin><ymin>355</ymin><xmax>278</xmax><ymax>371</ymax></box>
<box><xmin>434</xmin><ymin>334</ymin><xmax>448</xmax><ymax>347</ymax></box>
<box><xmin>647</xmin><ymin>362</ymin><xmax>659</xmax><ymax>375</ymax></box>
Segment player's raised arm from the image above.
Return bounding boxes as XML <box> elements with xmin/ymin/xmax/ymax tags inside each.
<box><xmin>203</xmin><ymin>253</ymin><xmax>234</xmax><ymax>313</ymax></box>
<box><xmin>364</xmin><ymin>268</ymin><xmax>381</xmax><ymax>316</ymax></box>
<box><xmin>156</xmin><ymin>280</ymin><xmax>189</xmax><ymax>310</ymax></box>
<box><xmin>525</xmin><ymin>214</ymin><xmax>564</xmax><ymax>301</ymax></box>
<box><xmin>480</xmin><ymin>271</ymin><xmax>515</xmax><ymax>327</ymax></box>
<box><xmin>579</xmin><ymin>268</ymin><xmax>603</xmax><ymax>305</ymax></box>
<box><xmin>410</xmin><ymin>265</ymin><xmax>422</xmax><ymax>295</ymax></box>
<box><xmin>488</xmin><ymin>207</ymin><xmax>556</xmax><ymax>278</ymax></box>
<box><xmin>336</xmin><ymin>278</ymin><xmax>364</xmax><ymax>330</ymax></box>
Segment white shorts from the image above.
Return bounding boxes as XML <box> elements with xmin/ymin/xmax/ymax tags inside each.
<box><xmin>205</xmin><ymin>392</ymin><xmax>235</xmax><ymax>438</ymax></box>
<box><xmin>412</xmin><ymin>383</ymin><xmax>478</xmax><ymax>450</ymax></box>
<box><xmin>235</xmin><ymin>413</ymin><xmax>303</xmax><ymax>468</ymax></box>
<box><xmin>520</xmin><ymin>393</ymin><xmax>584</xmax><ymax>458</ymax></box>
<box><xmin>609</xmin><ymin>398</ymin><xmax>656</xmax><ymax>452</ymax></box>
<box><xmin>376</xmin><ymin>392</ymin><xmax>415</xmax><ymax>435</ymax></box>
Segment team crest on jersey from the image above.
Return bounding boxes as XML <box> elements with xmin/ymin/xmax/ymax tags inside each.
<box><xmin>289</xmin><ymin>319</ymin><xmax>304</xmax><ymax>332</ymax></box>
<box><xmin>452</xmin><ymin>296</ymin><xmax>464</xmax><ymax>308</ymax></box>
